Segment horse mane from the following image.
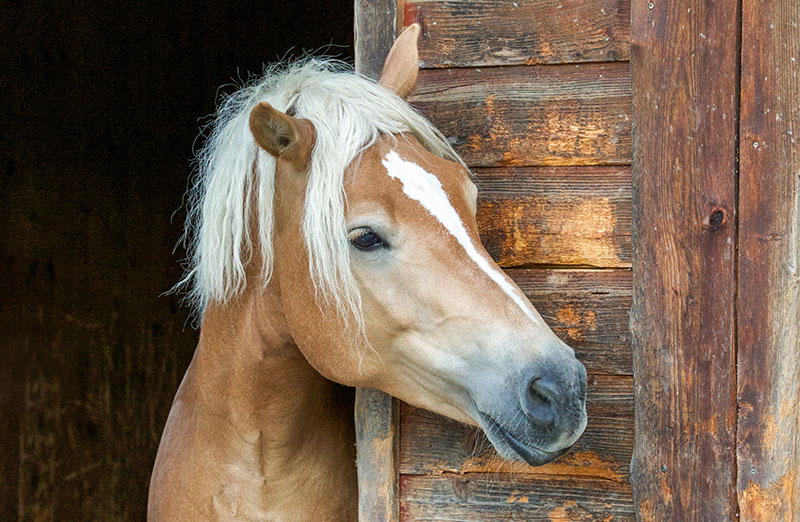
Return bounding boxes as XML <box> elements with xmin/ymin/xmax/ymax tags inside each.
<box><xmin>176</xmin><ymin>58</ymin><xmax>461</xmax><ymax>329</ymax></box>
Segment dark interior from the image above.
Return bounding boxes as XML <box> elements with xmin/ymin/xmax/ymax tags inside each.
<box><xmin>1</xmin><ymin>2</ymin><xmax>353</xmax><ymax>518</ymax></box>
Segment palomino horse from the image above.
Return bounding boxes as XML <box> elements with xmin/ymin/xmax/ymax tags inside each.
<box><xmin>148</xmin><ymin>24</ymin><xmax>587</xmax><ymax>521</ymax></box>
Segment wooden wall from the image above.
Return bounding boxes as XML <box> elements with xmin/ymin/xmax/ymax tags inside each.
<box><xmin>629</xmin><ymin>0</ymin><xmax>740</xmax><ymax>517</ymax></box>
<box><xmin>736</xmin><ymin>0</ymin><xmax>800</xmax><ymax>517</ymax></box>
<box><xmin>0</xmin><ymin>2</ymin><xmax>353</xmax><ymax>519</ymax></box>
<box><xmin>357</xmin><ymin>0</ymin><xmax>799</xmax><ymax>520</ymax></box>
<box><xmin>356</xmin><ymin>0</ymin><xmax>635</xmax><ymax>519</ymax></box>
<box><xmin>630</xmin><ymin>0</ymin><xmax>800</xmax><ymax>519</ymax></box>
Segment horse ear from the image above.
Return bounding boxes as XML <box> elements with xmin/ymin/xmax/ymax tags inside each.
<box><xmin>249</xmin><ymin>101</ymin><xmax>314</xmax><ymax>161</ymax></box>
<box><xmin>378</xmin><ymin>23</ymin><xmax>421</xmax><ymax>99</ymax></box>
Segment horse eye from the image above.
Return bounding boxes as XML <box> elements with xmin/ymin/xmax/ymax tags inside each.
<box><xmin>349</xmin><ymin>228</ymin><xmax>385</xmax><ymax>251</ymax></box>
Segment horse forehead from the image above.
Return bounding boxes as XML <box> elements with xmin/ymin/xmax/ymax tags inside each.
<box><xmin>346</xmin><ymin>137</ymin><xmax>469</xmax><ymax>215</ymax></box>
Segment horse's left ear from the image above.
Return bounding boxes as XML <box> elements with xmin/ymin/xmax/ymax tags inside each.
<box><xmin>249</xmin><ymin>101</ymin><xmax>315</xmax><ymax>162</ymax></box>
<box><xmin>378</xmin><ymin>23</ymin><xmax>421</xmax><ymax>99</ymax></box>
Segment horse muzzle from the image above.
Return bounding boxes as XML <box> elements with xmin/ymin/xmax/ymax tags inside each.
<box><xmin>475</xmin><ymin>354</ymin><xmax>588</xmax><ymax>466</ymax></box>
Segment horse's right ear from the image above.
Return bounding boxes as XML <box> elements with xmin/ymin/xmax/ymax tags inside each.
<box><xmin>378</xmin><ymin>23</ymin><xmax>421</xmax><ymax>99</ymax></box>
<box><xmin>249</xmin><ymin>102</ymin><xmax>315</xmax><ymax>162</ymax></box>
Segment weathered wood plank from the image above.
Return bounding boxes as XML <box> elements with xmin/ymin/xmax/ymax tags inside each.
<box><xmin>356</xmin><ymin>389</ymin><xmax>400</xmax><ymax>522</ymax></box>
<box><xmin>507</xmin><ymin>269</ymin><xmax>632</xmax><ymax>375</ymax></box>
<box><xmin>355</xmin><ymin>5</ymin><xmax>401</xmax><ymax>521</ymax></box>
<box><xmin>737</xmin><ymin>0</ymin><xmax>800</xmax><ymax>519</ymax></box>
<box><xmin>404</xmin><ymin>0</ymin><xmax>630</xmax><ymax>67</ymax></box>
<box><xmin>355</xmin><ymin>0</ymin><xmax>400</xmax><ymax>79</ymax></box>
<box><xmin>411</xmin><ymin>63</ymin><xmax>632</xmax><ymax>167</ymax></box>
<box><xmin>400</xmin><ymin>473</ymin><xmax>634</xmax><ymax>520</ymax></box>
<box><xmin>475</xmin><ymin>166</ymin><xmax>631</xmax><ymax>268</ymax></box>
<box><xmin>629</xmin><ymin>0</ymin><xmax>739</xmax><ymax>519</ymax></box>
<box><xmin>399</xmin><ymin>375</ymin><xmax>633</xmax><ymax>479</ymax></box>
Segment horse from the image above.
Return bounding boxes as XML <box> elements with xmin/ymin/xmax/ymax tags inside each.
<box><xmin>148</xmin><ymin>24</ymin><xmax>588</xmax><ymax>521</ymax></box>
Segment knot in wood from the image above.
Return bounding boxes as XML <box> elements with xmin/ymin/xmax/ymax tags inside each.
<box><xmin>706</xmin><ymin>208</ymin><xmax>727</xmax><ymax>230</ymax></box>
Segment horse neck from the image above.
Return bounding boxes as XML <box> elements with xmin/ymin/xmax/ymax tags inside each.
<box><xmin>193</xmin><ymin>283</ymin><xmax>357</xmax><ymax>513</ymax></box>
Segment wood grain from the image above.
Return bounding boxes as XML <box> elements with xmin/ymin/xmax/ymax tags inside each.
<box><xmin>399</xmin><ymin>374</ymin><xmax>633</xmax><ymax>479</ymax></box>
<box><xmin>737</xmin><ymin>0</ymin><xmax>800</xmax><ymax>518</ymax></box>
<box><xmin>356</xmin><ymin>3</ymin><xmax>638</xmax><ymax>521</ymax></box>
<box><xmin>355</xmin><ymin>0</ymin><xmax>400</xmax><ymax>80</ymax></box>
<box><xmin>404</xmin><ymin>0</ymin><xmax>630</xmax><ymax>67</ymax></box>
<box><xmin>629</xmin><ymin>0</ymin><xmax>739</xmax><ymax>519</ymax></box>
<box><xmin>400</xmin><ymin>473</ymin><xmax>634</xmax><ymax>520</ymax></box>
<box><xmin>508</xmin><ymin>268</ymin><xmax>632</xmax><ymax>375</ymax></box>
<box><xmin>411</xmin><ymin>63</ymin><xmax>632</xmax><ymax>167</ymax></box>
<box><xmin>475</xmin><ymin>166</ymin><xmax>631</xmax><ymax>268</ymax></box>
<box><xmin>356</xmin><ymin>389</ymin><xmax>400</xmax><ymax>522</ymax></box>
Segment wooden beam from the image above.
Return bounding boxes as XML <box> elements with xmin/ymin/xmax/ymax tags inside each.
<box><xmin>410</xmin><ymin>63</ymin><xmax>632</xmax><ymax>167</ymax></box>
<box><xmin>400</xmin><ymin>474</ymin><xmax>634</xmax><ymax>520</ymax></box>
<box><xmin>355</xmin><ymin>388</ymin><xmax>400</xmax><ymax>522</ymax></box>
<box><xmin>354</xmin><ymin>3</ymin><xmax>401</xmax><ymax>521</ymax></box>
<box><xmin>403</xmin><ymin>0</ymin><xmax>630</xmax><ymax>67</ymax></box>
<box><xmin>737</xmin><ymin>0</ymin><xmax>800</xmax><ymax>518</ymax></box>
<box><xmin>475</xmin><ymin>167</ymin><xmax>632</xmax><ymax>268</ymax></box>
<box><xmin>629</xmin><ymin>0</ymin><xmax>740</xmax><ymax>519</ymax></box>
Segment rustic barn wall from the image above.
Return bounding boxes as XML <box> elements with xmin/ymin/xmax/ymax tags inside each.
<box><xmin>630</xmin><ymin>0</ymin><xmax>800</xmax><ymax>519</ymax></box>
<box><xmin>737</xmin><ymin>0</ymin><xmax>800</xmax><ymax>518</ymax></box>
<box><xmin>357</xmin><ymin>1</ymin><xmax>800</xmax><ymax>520</ymax></box>
<box><xmin>0</xmin><ymin>2</ymin><xmax>353</xmax><ymax>519</ymax></box>
<box><xmin>629</xmin><ymin>0</ymin><xmax>740</xmax><ymax>518</ymax></box>
<box><xmin>356</xmin><ymin>1</ymin><xmax>635</xmax><ymax>519</ymax></box>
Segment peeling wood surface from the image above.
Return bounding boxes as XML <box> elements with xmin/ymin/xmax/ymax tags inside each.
<box><xmin>737</xmin><ymin>0</ymin><xmax>800</xmax><ymax>518</ymax></box>
<box><xmin>629</xmin><ymin>0</ymin><xmax>739</xmax><ymax>519</ymax></box>
<box><xmin>404</xmin><ymin>0</ymin><xmax>630</xmax><ymax>67</ymax></box>
<box><xmin>361</xmin><ymin>0</ymin><xmax>800</xmax><ymax>520</ymax></box>
<box><xmin>476</xmin><ymin>167</ymin><xmax>631</xmax><ymax>268</ymax></box>
<box><xmin>410</xmin><ymin>63</ymin><xmax>632</xmax><ymax>167</ymax></box>
<box><xmin>358</xmin><ymin>1</ymin><xmax>634</xmax><ymax>520</ymax></box>
<box><xmin>400</xmin><ymin>473</ymin><xmax>634</xmax><ymax>520</ymax></box>
<box><xmin>507</xmin><ymin>269</ymin><xmax>632</xmax><ymax>375</ymax></box>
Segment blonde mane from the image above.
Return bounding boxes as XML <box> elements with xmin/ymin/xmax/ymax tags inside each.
<box><xmin>177</xmin><ymin>59</ymin><xmax>461</xmax><ymax>328</ymax></box>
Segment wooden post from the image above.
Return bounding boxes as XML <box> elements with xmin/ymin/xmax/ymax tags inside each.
<box><xmin>354</xmin><ymin>389</ymin><xmax>399</xmax><ymax>522</ymax></box>
<box><xmin>737</xmin><ymin>0</ymin><xmax>800</xmax><ymax>518</ymax></box>
<box><xmin>354</xmin><ymin>2</ymin><xmax>401</xmax><ymax>521</ymax></box>
<box><xmin>355</xmin><ymin>0</ymin><xmax>401</xmax><ymax>79</ymax></box>
<box><xmin>630</xmin><ymin>0</ymin><xmax>740</xmax><ymax>519</ymax></box>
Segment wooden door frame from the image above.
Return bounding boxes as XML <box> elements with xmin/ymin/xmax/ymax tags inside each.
<box><xmin>353</xmin><ymin>6</ymin><xmax>403</xmax><ymax>522</ymax></box>
<box><xmin>629</xmin><ymin>0</ymin><xmax>740</xmax><ymax>517</ymax></box>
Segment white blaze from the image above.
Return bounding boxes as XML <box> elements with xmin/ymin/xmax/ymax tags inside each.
<box><xmin>382</xmin><ymin>150</ymin><xmax>538</xmax><ymax>324</ymax></box>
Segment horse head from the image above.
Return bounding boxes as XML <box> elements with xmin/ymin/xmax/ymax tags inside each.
<box><xmin>245</xmin><ymin>25</ymin><xmax>588</xmax><ymax>465</ymax></box>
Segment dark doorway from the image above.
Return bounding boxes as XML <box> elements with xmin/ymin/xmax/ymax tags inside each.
<box><xmin>0</xmin><ymin>2</ymin><xmax>354</xmax><ymax>519</ymax></box>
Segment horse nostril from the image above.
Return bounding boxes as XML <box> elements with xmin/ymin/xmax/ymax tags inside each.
<box><xmin>530</xmin><ymin>377</ymin><xmax>559</xmax><ymax>403</ymax></box>
<box><xmin>526</xmin><ymin>377</ymin><xmax>558</xmax><ymax>426</ymax></box>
